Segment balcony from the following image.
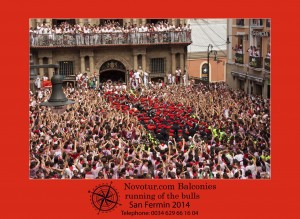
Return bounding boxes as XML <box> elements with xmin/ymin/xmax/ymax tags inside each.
<box><xmin>264</xmin><ymin>58</ymin><xmax>270</xmax><ymax>71</ymax></box>
<box><xmin>235</xmin><ymin>53</ymin><xmax>244</xmax><ymax>64</ymax></box>
<box><xmin>250</xmin><ymin>19</ymin><xmax>264</xmax><ymax>29</ymax></box>
<box><xmin>236</xmin><ymin>19</ymin><xmax>244</xmax><ymax>26</ymax></box>
<box><xmin>249</xmin><ymin>56</ymin><xmax>263</xmax><ymax>68</ymax></box>
<box><xmin>30</xmin><ymin>31</ymin><xmax>192</xmax><ymax>48</ymax></box>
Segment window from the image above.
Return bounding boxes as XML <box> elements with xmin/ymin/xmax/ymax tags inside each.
<box><xmin>251</xmin><ymin>19</ymin><xmax>263</xmax><ymax>26</ymax></box>
<box><xmin>150</xmin><ymin>58</ymin><xmax>165</xmax><ymax>73</ymax></box>
<box><xmin>84</xmin><ymin>56</ymin><xmax>90</xmax><ymax>71</ymax></box>
<box><xmin>59</xmin><ymin>61</ymin><xmax>74</xmax><ymax>76</ymax></box>
<box><xmin>266</xmin><ymin>19</ymin><xmax>271</xmax><ymax>28</ymax></box>
<box><xmin>236</xmin><ymin>19</ymin><xmax>244</xmax><ymax>26</ymax></box>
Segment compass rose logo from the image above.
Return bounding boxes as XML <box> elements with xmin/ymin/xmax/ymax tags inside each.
<box><xmin>88</xmin><ymin>182</ymin><xmax>121</xmax><ymax>214</ymax></box>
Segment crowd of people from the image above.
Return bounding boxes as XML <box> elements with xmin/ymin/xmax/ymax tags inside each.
<box><xmin>29</xmin><ymin>20</ymin><xmax>192</xmax><ymax>46</ymax></box>
<box><xmin>30</xmin><ymin>80</ymin><xmax>270</xmax><ymax>180</ymax></box>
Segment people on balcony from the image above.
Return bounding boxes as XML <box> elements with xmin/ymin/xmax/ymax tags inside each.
<box><xmin>233</xmin><ymin>44</ymin><xmax>243</xmax><ymax>54</ymax></box>
<box><xmin>30</xmin><ymin>20</ymin><xmax>192</xmax><ymax>47</ymax></box>
<box><xmin>247</xmin><ymin>46</ymin><xmax>261</xmax><ymax>57</ymax></box>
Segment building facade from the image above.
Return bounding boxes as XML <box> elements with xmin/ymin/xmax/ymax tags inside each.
<box><xmin>187</xmin><ymin>19</ymin><xmax>227</xmax><ymax>83</ymax></box>
<box><xmin>226</xmin><ymin>19</ymin><xmax>271</xmax><ymax>98</ymax></box>
<box><xmin>30</xmin><ymin>18</ymin><xmax>191</xmax><ymax>85</ymax></box>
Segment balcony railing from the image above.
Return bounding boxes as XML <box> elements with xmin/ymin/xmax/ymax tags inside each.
<box><xmin>235</xmin><ymin>53</ymin><xmax>244</xmax><ymax>64</ymax></box>
<box><xmin>236</xmin><ymin>19</ymin><xmax>244</xmax><ymax>26</ymax></box>
<box><xmin>264</xmin><ymin>58</ymin><xmax>270</xmax><ymax>71</ymax></box>
<box><xmin>249</xmin><ymin>56</ymin><xmax>263</xmax><ymax>68</ymax></box>
<box><xmin>30</xmin><ymin>31</ymin><xmax>192</xmax><ymax>47</ymax></box>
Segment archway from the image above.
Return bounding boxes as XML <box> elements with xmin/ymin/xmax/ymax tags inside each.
<box><xmin>99</xmin><ymin>60</ymin><xmax>126</xmax><ymax>83</ymax></box>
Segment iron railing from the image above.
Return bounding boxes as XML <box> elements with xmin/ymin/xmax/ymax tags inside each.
<box><xmin>30</xmin><ymin>30</ymin><xmax>192</xmax><ymax>47</ymax></box>
<box><xmin>249</xmin><ymin>56</ymin><xmax>263</xmax><ymax>68</ymax></box>
<box><xmin>264</xmin><ymin>58</ymin><xmax>270</xmax><ymax>71</ymax></box>
<box><xmin>235</xmin><ymin>53</ymin><xmax>244</xmax><ymax>64</ymax></box>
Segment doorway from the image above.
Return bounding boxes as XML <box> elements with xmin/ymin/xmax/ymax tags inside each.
<box><xmin>99</xmin><ymin>70</ymin><xmax>126</xmax><ymax>83</ymax></box>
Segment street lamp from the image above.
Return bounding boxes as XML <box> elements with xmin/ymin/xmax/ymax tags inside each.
<box><xmin>207</xmin><ymin>44</ymin><xmax>213</xmax><ymax>84</ymax></box>
<box><xmin>206</xmin><ymin>44</ymin><xmax>218</xmax><ymax>84</ymax></box>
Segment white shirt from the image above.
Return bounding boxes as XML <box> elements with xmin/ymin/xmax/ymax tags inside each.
<box><xmin>134</xmin><ymin>71</ymin><xmax>140</xmax><ymax>79</ymax></box>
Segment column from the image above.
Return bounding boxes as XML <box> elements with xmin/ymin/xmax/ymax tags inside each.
<box><xmin>48</xmin><ymin>57</ymin><xmax>53</xmax><ymax>78</ymax></box>
<box><xmin>38</xmin><ymin>58</ymin><xmax>44</xmax><ymax>76</ymax></box>
<box><xmin>80</xmin><ymin>56</ymin><xmax>85</xmax><ymax>73</ymax></box>
<box><xmin>172</xmin><ymin>19</ymin><xmax>176</xmax><ymax>25</ymax></box>
<box><xmin>88</xmin><ymin>19</ymin><xmax>92</xmax><ymax>25</ymax></box>
<box><xmin>29</xmin><ymin>19</ymin><xmax>33</xmax><ymax>28</ymax></box>
<box><xmin>171</xmin><ymin>53</ymin><xmax>176</xmax><ymax>74</ymax></box>
<box><xmin>142</xmin><ymin>54</ymin><xmax>146</xmax><ymax>72</ymax></box>
<box><xmin>124</xmin><ymin>19</ymin><xmax>129</xmax><ymax>26</ymax></box>
<box><xmin>45</xmin><ymin>19</ymin><xmax>51</xmax><ymax>26</ymax></box>
<box><xmin>36</xmin><ymin>19</ymin><xmax>42</xmax><ymax>26</ymax></box>
<box><xmin>180</xmin><ymin>19</ymin><xmax>184</xmax><ymax>25</ymax></box>
<box><xmin>133</xmin><ymin>19</ymin><xmax>137</xmax><ymax>25</ymax></box>
<box><xmin>89</xmin><ymin>55</ymin><xmax>94</xmax><ymax>76</ymax></box>
<box><xmin>142</xmin><ymin>19</ymin><xmax>146</xmax><ymax>25</ymax></box>
<box><xmin>133</xmin><ymin>55</ymin><xmax>138</xmax><ymax>71</ymax></box>
<box><xmin>180</xmin><ymin>53</ymin><xmax>184</xmax><ymax>84</ymax></box>
<box><xmin>78</xmin><ymin>19</ymin><xmax>84</xmax><ymax>26</ymax></box>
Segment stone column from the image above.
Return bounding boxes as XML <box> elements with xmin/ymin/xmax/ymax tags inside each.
<box><xmin>89</xmin><ymin>55</ymin><xmax>94</xmax><ymax>76</ymax></box>
<box><xmin>48</xmin><ymin>57</ymin><xmax>53</xmax><ymax>78</ymax></box>
<box><xmin>45</xmin><ymin>19</ymin><xmax>51</xmax><ymax>26</ymax></box>
<box><xmin>180</xmin><ymin>19</ymin><xmax>184</xmax><ymax>25</ymax></box>
<box><xmin>172</xmin><ymin>19</ymin><xmax>176</xmax><ymax>25</ymax></box>
<box><xmin>36</xmin><ymin>19</ymin><xmax>42</xmax><ymax>25</ymax></box>
<box><xmin>180</xmin><ymin>53</ymin><xmax>184</xmax><ymax>83</ymax></box>
<box><xmin>142</xmin><ymin>54</ymin><xmax>146</xmax><ymax>71</ymax></box>
<box><xmin>80</xmin><ymin>56</ymin><xmax>85</xmax><ymax>73</ymax></box>
<box><xmin>171</xmin><ymin>53</ymin><xmax>176</xmax><ymax>74</ymax></box>
<box><xmin>133</xmin><ymin>54</ymin><xmax>138</xmax><ymax>71</ymax></box>
<box><xmin>124</xmin><ymin>19</ymin><xmax>129</xmax><ymax>26</ymax></box>
<box><xmin>133</xmin><ymin>19</ymin><xmax>137</xmax><ymax>25</ymax></box>
<box><xmin>38</xmin><ymin>58</ymin><xmax>44</xmax><ymax>76</ymax></box>
<box><xmin>78</xmin><ymin>19</ymin><xmax>84</xmax><ymax>26</ymax></box>
<box><xmin>142</xmin><ymin>19</ymin><xmax>146</xmax><ymax>25</ymax></box>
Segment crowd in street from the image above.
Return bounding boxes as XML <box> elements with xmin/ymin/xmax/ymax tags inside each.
<box><xmin>29</xmin><ymin>20</ymin><xmax>192</xmax><ymax>46</ymax></box>
<box><xmin>30</xmin><ymin>81</ymin><xmax>270</xmax><ymax>180</ymax></box>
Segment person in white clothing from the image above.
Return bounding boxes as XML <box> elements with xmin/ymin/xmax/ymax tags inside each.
<box><xmin>144</xmin><ymin>71</ymin><xmax>149</xmax><ymax>87</ymax></box>
<box><xmin>167</xmin><ymin>72</ymin><xmax>172</xmax><ymax>84</ymax></box>
<box><xmin>34</xmin><ymin>77</ymin><xmax>41</xmax><ymax>89</ymax></box>
<box><xmin>133</xmin><ymin>70</ymin><xmax>140</xmax><ymax>88</ymax></box>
